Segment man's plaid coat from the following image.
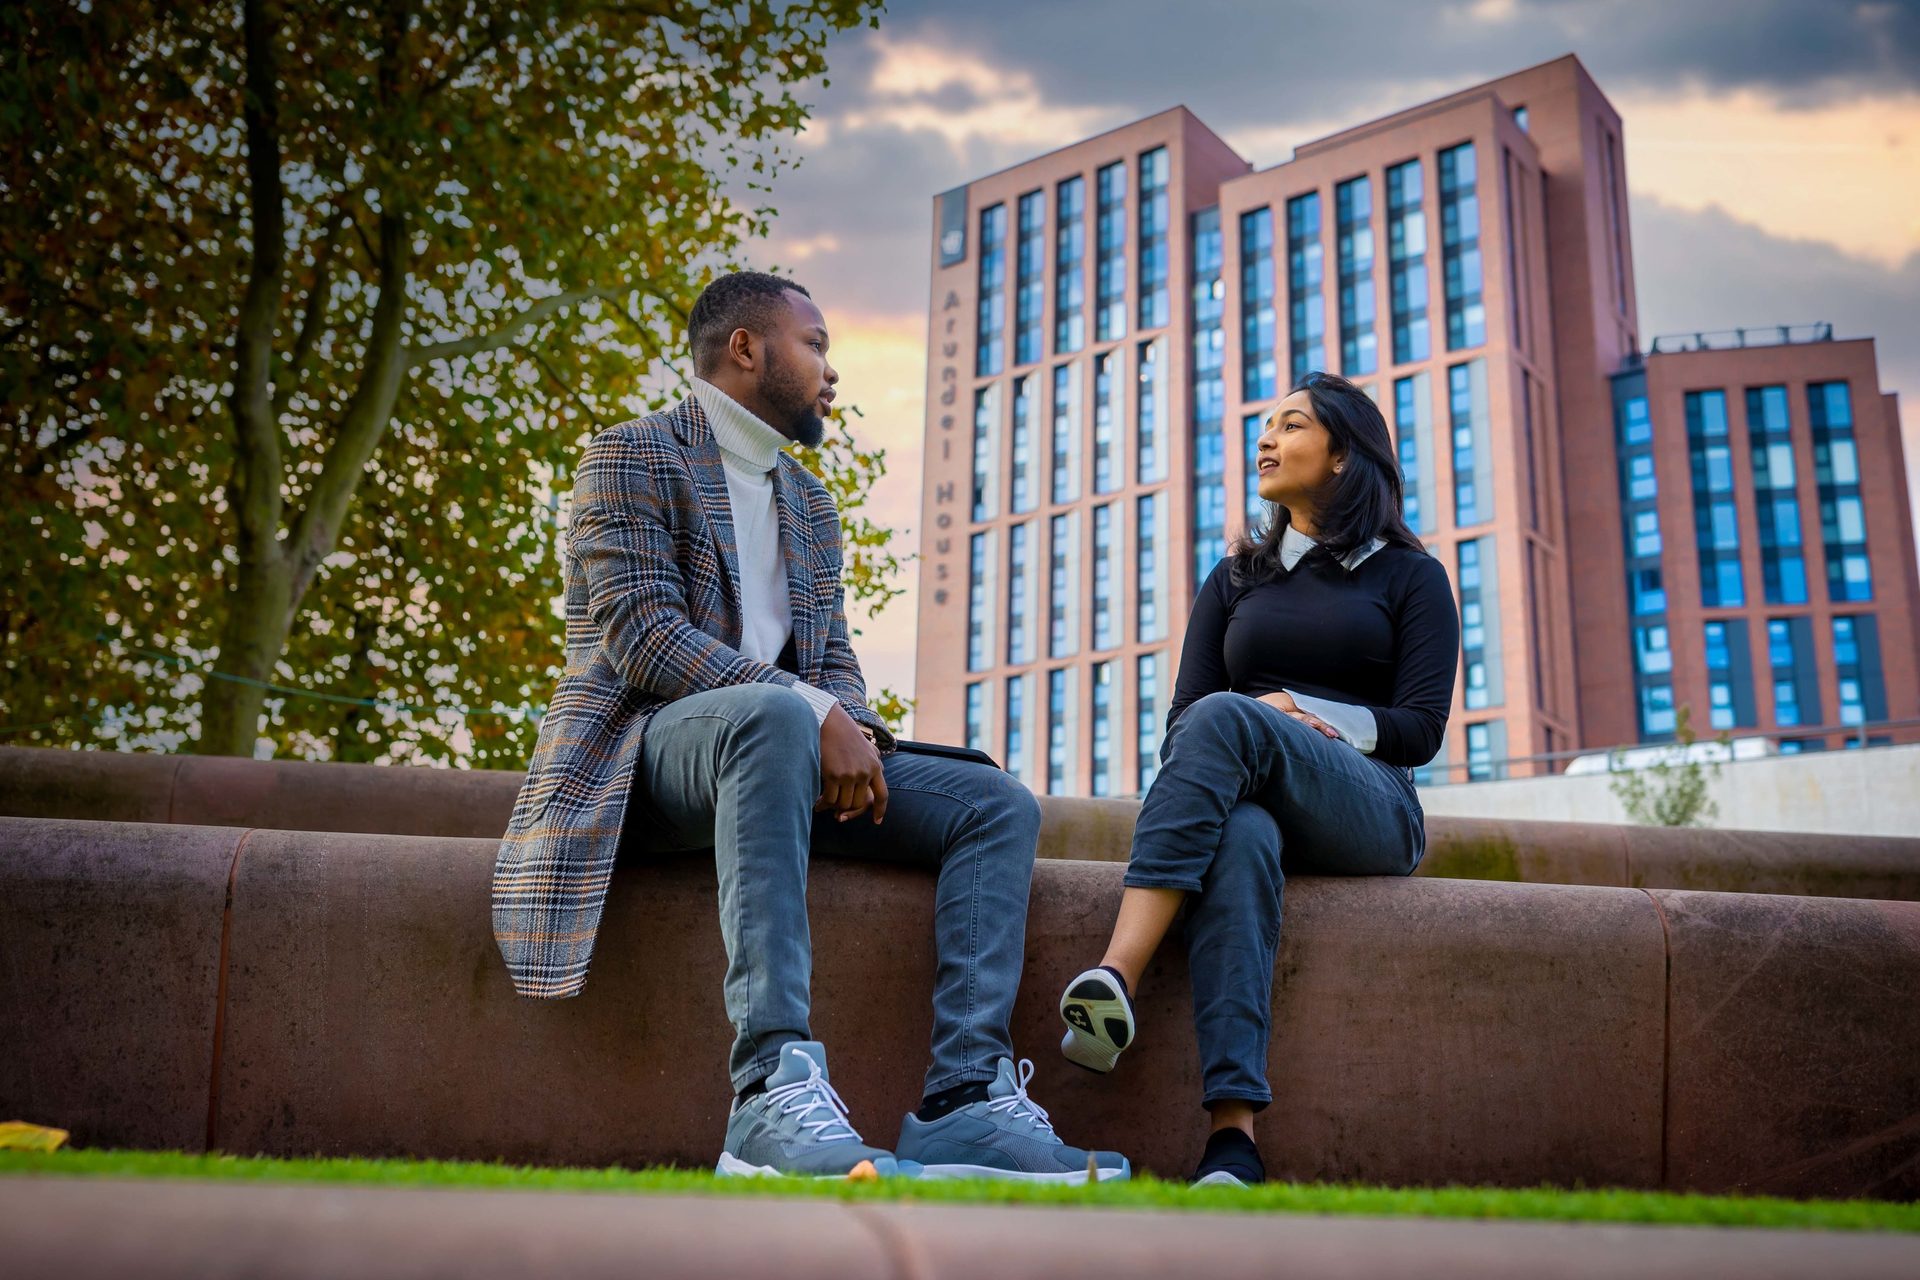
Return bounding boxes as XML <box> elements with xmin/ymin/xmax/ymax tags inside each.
<box><xmin>492</xmin><ymin>392</ymin><xmax>894</xmax><ymax>999</ymax></box>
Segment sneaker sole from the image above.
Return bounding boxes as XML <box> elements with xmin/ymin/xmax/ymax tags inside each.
<box><xmin>715</xmin><ymin>1152</ymin><xmax>906</xmax><ymax>1180</ymax></box>
<box><xmin>914</xmin><ymin>1160</ymin><xmax>1131</xmax><ymax>1184</ymax></box>
<box><xmin>1192</xmin><ymin>1169</ymin><xmax>1251</xmax><ymax>1188</ymax></box>
<box><xmin>1059</xmin><ymin>969</ymin><xmax>1134</xmax><ymax>1074</ymax></box>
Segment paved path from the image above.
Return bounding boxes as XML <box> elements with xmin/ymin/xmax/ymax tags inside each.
<box><xmin>2</xmin><ymin>1177</ymin><xmax>1916</xmax><ymax>1279</ymax></box>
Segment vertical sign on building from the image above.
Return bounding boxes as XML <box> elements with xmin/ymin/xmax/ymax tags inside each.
<box><xmin>938</xmin><ymin>186</ymin><xmax>969</xmax><ymax>267</ymax></box>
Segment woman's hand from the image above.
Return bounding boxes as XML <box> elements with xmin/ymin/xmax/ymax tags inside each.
<box><xmin>1256</xmin><ymin>691</ymin><xmax>1339</xmax><ymax>740</ymax></box>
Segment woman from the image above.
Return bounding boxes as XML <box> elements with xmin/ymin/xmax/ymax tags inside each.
<box><xmin>1056</xmin><ymin>371</ymin><xmax>1459</xmax><ymax>1187</ymax></box>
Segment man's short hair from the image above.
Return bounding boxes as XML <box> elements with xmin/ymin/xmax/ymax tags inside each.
<box><xmin>688</xmin><ymin>271</ymin><xmax>812</xmax><ymax>375</ymax></box>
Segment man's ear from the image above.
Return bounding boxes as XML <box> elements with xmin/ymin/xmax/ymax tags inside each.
<box><xmin>726</xmin><ymin>326</ymin><xmax>758</xmax><ymax>372</ymax></box>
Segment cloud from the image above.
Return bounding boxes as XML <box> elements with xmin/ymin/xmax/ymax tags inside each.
<box><xmin>1614</xmin><ymin>87</ymin><xmax>1920</xmax><ymax>268</ymax></box>
<box><xmin>1630</xmin><ymin>193</ymin><xmax>1920</xmax><ymax>554</ymax></box>
<box><xmin>857</xmin><ymin>0</ymin><xmax>1920</xmax><ymax>126</ymax></box>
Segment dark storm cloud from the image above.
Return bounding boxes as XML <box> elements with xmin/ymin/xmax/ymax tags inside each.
<box><xmin>865</xmin><ymin>0</ymin><xmax>1920</xmax><ymax>125</ymax></box>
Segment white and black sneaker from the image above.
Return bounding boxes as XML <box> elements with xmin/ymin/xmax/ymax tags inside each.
<box><xmin>1058</xmin><ymin>966</ymin><xmax>1136</xmax><ymax>1073</ymax></box>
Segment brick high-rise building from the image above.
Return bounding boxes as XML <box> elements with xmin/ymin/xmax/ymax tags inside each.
<box><xmin>913</xmin><ymin>55</ymin><xmax>1918</xmax><ymax>795</ymax></box>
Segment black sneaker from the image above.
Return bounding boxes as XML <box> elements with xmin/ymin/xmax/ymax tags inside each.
<box><xmin>1058</xmin><ymin>966</ymin><xmax>1136</xmax><ymax>1073</ymax></box>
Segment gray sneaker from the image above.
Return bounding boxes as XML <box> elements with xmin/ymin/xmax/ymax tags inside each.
<box><xmin>717</xmin><ymin>1041</ymin><xmax>904</xmax><ymax>1179</ymax></box>
<box><xmin>894</xmin><ymin>1057</ymin><xmax>1131</xmax><ymax>1183</ymax></box>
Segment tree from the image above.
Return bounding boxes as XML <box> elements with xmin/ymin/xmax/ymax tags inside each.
<box><xmin>2</xmin><ymin>0</ymin><xmax>896</xmax><ymax>766</ymax></box>
<box><xmin>1609</xmin><ymin>705</ymin><xmax>1723</xmax><ymax>828</ymax></box>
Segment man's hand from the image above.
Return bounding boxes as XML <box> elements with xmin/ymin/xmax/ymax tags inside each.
<box><xmin>818</xmin><ymin>702</ymin><xmax>888</xmax><ymax>824</ymax></box>
<box><xmin>1255</xmin><ymin>690</ymin><xmax>1339</xmax><ymax>740</ymax></box>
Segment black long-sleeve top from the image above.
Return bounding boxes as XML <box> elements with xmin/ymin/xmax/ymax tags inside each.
<box><xmin>1167</xmin><ymin>547</ymin><xmax>1460</xmax><ymax>769</ymax></box>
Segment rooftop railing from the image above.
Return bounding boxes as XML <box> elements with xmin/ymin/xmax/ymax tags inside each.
<box><xmin>1647</xmin><ymin>321</ymin><xmax>1834</xmax><ymax>354</ymax></box>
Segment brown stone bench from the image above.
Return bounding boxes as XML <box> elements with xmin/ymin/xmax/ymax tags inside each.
<box><xmin>2</xmin><ymin>814</ymin><xmax>1914</xmax><ymax>1199</ymax></box>
<box><xmin>3</xmin><ymin>745</ymin><xmax>1916</xmax><ymax>900</ymax></box>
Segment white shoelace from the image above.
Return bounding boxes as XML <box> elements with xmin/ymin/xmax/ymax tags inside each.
<box><xmin>985</xmin><ymin>1058</ymin><xmax>1056</xmax><ymax>1135</ymax></box>
<box><xmin>764</xmin><ymin>1055</ymin><xmax>860</xmax><ymax>1145</ymax></box>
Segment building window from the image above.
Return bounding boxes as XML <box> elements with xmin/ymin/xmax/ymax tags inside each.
<box><xmin>976</xmin><ymin>203</ymin><xmax>1007</xmax><ymax>376</ymax></box>
<box><xmin>1746</xmin><ymin>385</ymin><xmax>1808</xmax><ymax>605</ymax></box>
<box><xmin>1602</xmin><ymin>130</ymin><xmax>1628</xmax><ymax>310</ymax></box>
<box><xmin>1137</xmin><ymin>492</ymin><xmax>1164</xmax><ymax>643</ymax></box>
<box><xmin>1513</xmin><ymin>105</ymin><xmax>1529</xmax><ymax>132</ymax></box>
<box><xmin>1191</xmin><ymin>206</ymin><xmax>1228</xmax><ymax>582</ymax></box>
<box><xmin>1014</xmin><ymin>190</ymin><xmax>1046</xmax><ymax>367</ymax></box>
<box><xmin>1054</xmin><ymin>175</ymin><xmax>1087</xmax><ymax>355</ymax></box>
<box><xmin>967</xmin><ymin>531</ymin><xmax>993</xmax><ymax>672</ymax></box>
<box><xmin>1457</xmin><ymin>536</ymin><xmax>1502</xmax><ymax>711</ymax></box>
<box><xmin>1092</xmin><ymin>503</ymin><xmax>1119</xmax><ymax>650</ymax></box>
<box><xmin>1703</xmin><ymin>620</ymin><xmax>1755</xmax><ymax>731</ymax></box>
<box><xmin>1393</xmin><ymin>372</ymin><xmax>1433</xmax><ymax>534</ymax></box>
<box><xmin>1465</xmin><ymin>721</ymin><xmax>1501</xmax><ymax>782</ymax></box>
<box><xmin>1010</xmin><ymin>375</ymin><xmax>1037</xmax><ymax>515</ymax></box>
<box><xmin>1050</xmin><ymin>363</ymin><xmax>1080</xmax><ymax>505</ymax></box>
<box><xmin>1137</xmin><ymin>146</ymin><xmax>1170</xmax><ymax>330</ymax></box>
<box><xmin>965</xmin><ymin>681</ymin><xmax>987</xmax><ymax>752</ymax></box>
<box><xmin>1243</xmin><ymin>411</ymin><xmax>1269</xmax><ymax>535</ymax></box>
<box><xmin>1686</xmin><ymin>389</ymin><xmax>1744</xmax><ymax>607</ymax></box>
<box><xmin>1810</xmin><ymin>381</ymin><xmax>1872</xmax><ymax>602</ymax></box>
<box><xmin>1335</xmin><ymin>175</ymin><xmax>1376</xmax><ymax>377</ymax></box>
<box><xmin>1095</xmin><ymin>161</ymin><xmax>1127</xmax><ymax>342</ymax></box>
<box><xmin>1006</xmin><ymin>521</ymin><xmax>1033</xmax><ymax>666</ymax></box>
<box><xmin>1048</xmin><ymin>512</ymin><xmax>1076</xmax><ymax>658</ymax></box>
<box><xmin>1615</xmin><ymin>377</ymin><xmax>1663</xmax><ymax>618</ymax></box>
<box><xmin>1386</xmin><ymin>158</ymin><xmax>1429</xmax><ymax>365</ymax></box>
<box><xmin>1047</xmin><ymin>667</ymin><xmax>1072</xmax><ymax>794</ymax></box>
<box><xmin>1768</xmin><ymin>617</ymin><xmax>1821</xmax><ymax>730</ymax></box>
<box><xmin>1004</xmin><ymin>673</ymin><xmax>1029</xmax><ymax>782</ymax></box>
<box><xmin>1137</xmin><ymin>652</ymin><xmax>1162</xmax><ymax>792</ymax></box>
<box><xmin>1090</xmin><ymin>660</ymin><xmax>1115</xmax><ymax>797</ymax></box>
<box><xmin>1615</xmin><ymin>371</ymin><xmax>1670</xmax><ymax>737</ymax></box>
<box><xmin>1137</xmin><ymin>337</ymin><xmax>1166</xmax><ymax>483</ymax></box>
<box><xmin>1093</xmin><ymin>351</ymin><xmax>1118</xmax><ymax>493</ymax></box>
<box><xmin>1239</xmin><ymin>207</ymin><xmax>1276</xmax><ymax>400</ymax></box>
<box><xmin>1634</xmin><ymin>624</ymin><xmax>1676</xmax><ymax>737</ymax></box>
<box><xmin>1438</xmin><ymin>141</ymin><xmax>1484</xmax><ymax>351</ymax></box>
<box><xmin>1832</xmin><ymin>614</ymin><xmax>1886</xmax><ymax>732</ymax></box>
<box><xmin>1448</xmin><ymin>359</ymin><xmax>1491</xmax><ymax>526</ymax></box>
<box><xmin>970</xmin><ymin>385</ymin><xmax>999</xmax><ymax>522</ymax></box>
<box><xmin>1286</xmin><ymin>190</ymin><xmax>1325</xmax><ymax>381</ymax></box>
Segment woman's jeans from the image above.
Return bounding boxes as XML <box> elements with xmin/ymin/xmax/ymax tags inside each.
<box><xmin>1124</xmin><ymin>691</ymin><xmax>1427</xmax><ymax>1109</ymax></box>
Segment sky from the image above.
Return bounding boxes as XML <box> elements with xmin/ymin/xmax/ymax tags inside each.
<box><xmin>738</xmin><ymin>0</ymin><xmax>1920</xmax><ymax>728</ymax></box>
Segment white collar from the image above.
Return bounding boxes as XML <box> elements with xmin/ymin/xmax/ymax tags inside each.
<box><xmin>1280</xmin><ymin>522</ymin><xmax>1385</xmax><ymax>573</ymax></box>
<box><xmin>691</xmin><ymin>378</ymin><xmax>790</xmax><ymax>473</ymax></box>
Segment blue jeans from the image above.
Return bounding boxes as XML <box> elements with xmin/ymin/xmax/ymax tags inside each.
<box><xmin>621</xmin><ymin>684</ymin><xmax>1041</xmax><ymax>1095</ymax></box>
<box><xmin>1124</xmin><ymin>691</ymin><xmax>1427</xmax><ymax>1109</ymax></box>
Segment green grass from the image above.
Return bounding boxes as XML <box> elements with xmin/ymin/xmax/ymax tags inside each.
<box><xmin>3</xmin><ymin>1148</ymin><xmax>1916</xmax><ymax>1232</ymax></box>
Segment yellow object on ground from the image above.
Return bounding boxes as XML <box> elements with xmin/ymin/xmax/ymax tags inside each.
<box><xmin>845</xmin><ymin>1160</ymin><xmax>878</xmax><ymax>1183</ymax></box>
<box><xmin>0</xmin><ymin>1123</ymin><xmax>69</xmax><ymax>1152</ymax></box>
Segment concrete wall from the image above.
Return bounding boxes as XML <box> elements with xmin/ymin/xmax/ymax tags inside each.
<box><xmin>6</xmin><ymin>814</ymin><xmax>1919</xmax><ymax>1200</ymax></box>
<box><xmin>1417</xmin><ymin>743</ymin><xmax>1920</xmax><ymax>837</ymax></box>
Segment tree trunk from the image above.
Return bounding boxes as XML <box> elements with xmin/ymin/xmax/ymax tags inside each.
<box><xmin>199</xmin><ymin>546</ymin><xmax>294</xmax><ymax>756</ymax></box>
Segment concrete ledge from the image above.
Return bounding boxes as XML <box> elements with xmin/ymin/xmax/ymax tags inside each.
<box><xmin>4</xmin><ymin>1180</ymin><xmax>1918</xmax><ymax>1280</ymax></box>
<box><xmin>1657</xmin><ymin>889</ymin><xmax>1920</xmax><ymax>1200</ymax></box>
<box><xmin>5</xmin><ymin>746</ymin><xmax>1917</xmax><ymax>899</ymax></box>
<box><xmin>4</xmin><ymin>816</ymin><xmax>1917</xmax><ymax>1197</ymax></box>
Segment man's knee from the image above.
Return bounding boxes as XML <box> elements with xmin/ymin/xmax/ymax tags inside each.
<box><xmin>717</xmin><ymin>683</ymin><xmax>820</xmax><ymax>743</ymax></box>
<box><xmin>966</xmin><ymin>766</ymin><xmax>1043</xmax><ymax>845</ymax></box>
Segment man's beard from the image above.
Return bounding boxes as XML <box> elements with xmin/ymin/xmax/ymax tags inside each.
<box><xmin>762</xmin><ymin>348</ymin><xmax>827</xmax><ymax>447</ymax></box>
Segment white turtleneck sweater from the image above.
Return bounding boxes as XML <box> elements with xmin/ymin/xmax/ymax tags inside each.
<box><xmin>689</xmin><ymin>378</ymin><xmax>839</xmax><ymax>727</ymax></box>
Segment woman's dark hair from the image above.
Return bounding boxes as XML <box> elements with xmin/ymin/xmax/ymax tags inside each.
<box><xmin>1230</xmin><ymin>370</ymin><xmax>1424</xmax><ymax>585</ymax></box>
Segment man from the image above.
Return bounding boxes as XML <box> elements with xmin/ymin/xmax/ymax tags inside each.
<box><xmin>493</xmin><ymin>271</ymin><xmax>1129</xmax><ymax>1182</ymax></box>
